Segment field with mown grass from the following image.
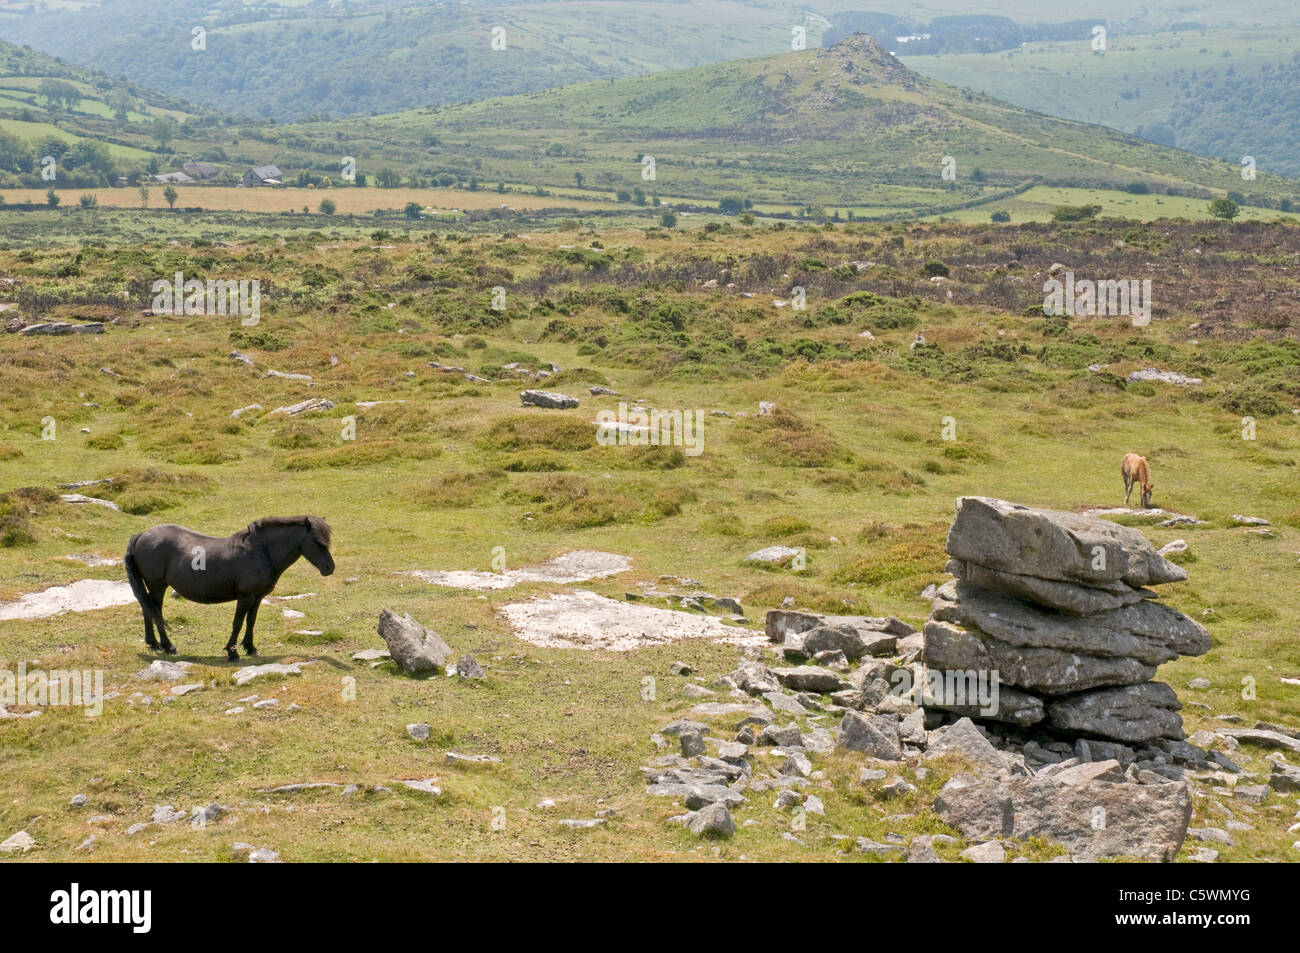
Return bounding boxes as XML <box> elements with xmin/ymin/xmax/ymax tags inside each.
<box><xmin>0</xmin><ymin>216</ymin><xmax>1298</xmax><ymax>861</ymax></box>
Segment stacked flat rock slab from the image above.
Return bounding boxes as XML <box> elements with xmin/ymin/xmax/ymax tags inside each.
<box><xmin>923</xmin><ymin>497</ymin><xmax>1209</xmax><ymax>743</ymax></box>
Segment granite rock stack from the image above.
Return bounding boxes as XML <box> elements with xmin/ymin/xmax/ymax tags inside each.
<box><xmin>923</xmin><ymin>497</ymin><xmax>1209</xmax><ymax>743</ymax></box>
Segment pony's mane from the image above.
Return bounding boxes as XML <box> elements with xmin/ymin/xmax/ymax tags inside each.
<box><xmin>242</xmin><ymin>515</ymin><xmax>331</xmax><ymax>548</ymax></box>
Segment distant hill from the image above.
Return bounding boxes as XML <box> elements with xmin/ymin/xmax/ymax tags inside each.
<box><xmin>310</xmin><ymin>32</ymin><xmax>1298</xmax><ymax>214</ymax></box>
<box><xmin>902</xmin><ymin>27</ymin><xmax>1300</xmax><ymax>178</ymax></box>
<box><xmin>0</xmin><ymin>0</ymin><xmax>825</xmax><ymax>122</ymax></box>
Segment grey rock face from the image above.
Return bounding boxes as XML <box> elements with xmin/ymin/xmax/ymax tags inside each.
<box><xmin>932</xmin><ymin>583</ymin><xmax>1209</xmax><ymax>666</ymax></box>
<box><xmin>945</xmin><ymin>497</ymin><xmax>1186</xmax><ymax>588</ymax></box>
<box><xmin>837</xmin><ymin>711</ymin><xmax>903</xmax><ymax>760</ymax></box>
<box><xmin>1046</xmin><ymin>682</ymin><xmax>1184</xmax><ymax>743</ymax></box>
<box><xmin>923</xmin><ymin>618</ymin><xmax>1155</xmax><ymax>696</ymax></box>
<box><xmin>946</xmin><ymin>558</ymin><xmax>1151</xmax><ymax>615</ymax></box>
<box><xmin>934</xmin><ymin>770</ymin><xmax>1192</xmax><ymax>861</ymax></box>
<box><xmin>376</xmin><ymin>609</ymin><xmax>453</xmax><ymax>674</ymax></box>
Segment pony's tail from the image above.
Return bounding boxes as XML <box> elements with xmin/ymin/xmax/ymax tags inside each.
<box><xmin>124</xmin><ymin>534</ymin><xmax>166</xmax><ymax>634</ymax></box>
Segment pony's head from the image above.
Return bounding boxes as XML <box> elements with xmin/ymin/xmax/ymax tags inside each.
<box><xmin>298</xmin><ymin>516</ymin><xmax>335</xmax><ymax>575</ymax></box>
<box><xmin>1141</xmin><ymin>481</ymin><xmax>1153</xmax><ymax>509</ymax></box>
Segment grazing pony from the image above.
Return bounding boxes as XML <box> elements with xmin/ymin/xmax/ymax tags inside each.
<box><xmin>1121</xmin><ymin>453</ymin><xmax>1154</xmax><ymax>509</ymax></box>
<box><xmin>123</xmin><ymin>516</ymin><xmax>334</xmax><ymax>661</ymax></box>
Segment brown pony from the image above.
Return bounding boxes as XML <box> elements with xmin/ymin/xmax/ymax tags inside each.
<box><xmin>1121</xmin><ymin>453</ymin><xmax>1153</xmax><ymax>508</ymax></box>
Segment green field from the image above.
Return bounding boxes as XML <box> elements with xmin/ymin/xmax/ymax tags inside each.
<box><xmin>0</xmin><ymin>217</ymin><xmax>1297</xmax><ymax>861</ymax></box>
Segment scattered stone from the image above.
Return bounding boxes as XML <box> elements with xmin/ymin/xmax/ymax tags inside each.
<box><xmin>1127</xmin><ymin>368</ymin><xmax>1202</xmax><ymax>387</ymax></box>
<box><xmin>395</xmin><ymin>778</ymin><xmax>442</xmax><ymax>796</ymax></box>
<box><xmin>407</xmin><ymin>723</ymin><xmax>431</xmax><ymax>741</ymax></box>
<box><xmin>446</xmin><ymin>752</ymin><xmax>503</xmax><ymax>766</ymax></box>
<box><xmin>267</xmin><ymin>397</ymin><xmax>333</xmax><ymax>416</ymax></box>
<box><xmin>455</xmin><ymin>655</ymin><xmax>486</xmax><ymax>679</ymax></box>
<box><xmin>680</xmin><ymin>731</ymin><xmax>707</xmax><ymax>758</ymax></box>
<box><xmin>687</xmin><ymin>802</ymin><xmax>735</xmax><ymax>837</ymax></box>
<box><xmin>0</xmin><ymin>831</ymin><xmax>36</xmax><ymax>853</ymax></box>
<box><xmin>838</xmin><ymin>711</ymin><xmax>903</xmax><ymax>760</ymax></box>
<box><xmin>135</xmin><ymin>660</ymin><xmax>195</xmax><ymax>682</ymax></box>
<box><xmin>377</xmin><ymin>609</ymin><xmax>452</xmax><ymax>674</ymax></box>
<box><xmin>925</xmin><ymin>718</ymin><xmax>1010</xmax><ymax>773</ymax></box>
<box><xmin>151</xmin><ymin>805</ymin><xmax>188</xmax><ymax>825</ymax></box>
<box><xmin>520</xmin><ymin>389</ymin><xmax>579</xmax><ymax>409</ymax></box>
<box><xmin>232</xmin><ymin>660</ymin><xmax>312</xmax><ymax>687</ymax></box>
<box><xmin>960</xmin><ymin>841</ymin><xmax>1006</xmax><ymax>864</ymax></box>
<box><xmin>773</xmin><ymin>665</ymin><xmax>848</xmax><ymax>694</ymax></box>
<box><xmin>743</xmin><ymin>546</ymin><xmax>802</xmax><ymax>568</ymax></box>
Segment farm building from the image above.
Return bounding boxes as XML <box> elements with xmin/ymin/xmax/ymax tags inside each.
<box><xmin>241</xmin><ymin>165</ymin><xmax>283</xmax><ymax>187</ymax></box>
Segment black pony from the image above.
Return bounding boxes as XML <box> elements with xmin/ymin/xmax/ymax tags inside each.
<box><xmin>124</xmin><ymin>516</ymin><xmax>334</xmax><ymax>661</ymax></box>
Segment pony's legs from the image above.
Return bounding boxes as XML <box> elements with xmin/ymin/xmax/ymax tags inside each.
<box><xmin>241</xmin><ymin>600</ymin><xmax>261</xmax><ymax>656</ymax></box>
<box><xmin>225</xmin><ymin>600</ymin><xmax>250</xmax><ymax>662</ymax></box>
<box><xmin>142</xmin><ymin>582</ymin><xmax>173</xmax><ymax>653</ymax></box>
<box><xmin>1123</xmin><ymin>474</ymin><xmax>1133</xmax><ymax>506</ymax></box>
<box><xmin>153</xmin><ymin>589</ymin><xmax>175</xmax><ymax>654</ymax></box>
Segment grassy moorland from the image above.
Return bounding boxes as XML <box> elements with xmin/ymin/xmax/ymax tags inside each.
<box><xmin>0</xmin><ymin>215</ymin><xmax>1297</xmax><ymax>861</ymax></box>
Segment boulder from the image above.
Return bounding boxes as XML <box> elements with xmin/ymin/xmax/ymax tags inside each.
<box><xmin>945</xmin><ymin>497</ymin><xmax>1186</xmax><ymax>588</ymax></box>
<box><xmin>837</xmin><ymin>711</ymin><xmax>903</xmax><ymax>760</ymax></box>
<box><xmin>1218</xmin><ymin>726</ymin><xmax>1300</xmax><ymax>754</ymax></box>
<box><xmin>520</xmin><ymin>389</ymin><xmax>579</xmax><ymax>409</ymax></box>
<box><xmin>923</xmin><ymin>718</ymin><xmax>1011</xmax><ymax>773</ymax></box>
<box><xmin>765</xmin><ymin>609</ymin><xmax>913</xmax><ymax>643</ymax></box>
<box><xmin>1268</xmin><ymin>760</ymin><xmax>1300</xmax><ymax>793</ymax></box>
<box><xmin>376</xmin><ymin>609</ymin><xmax>453</xmax><ymax>674</ymax></box>
<box><xmin>1046</xmin><ymin>682</ymin><xmax>1184</xmax><ymax>743</ymax></box>
<box><xmin>743</xmin><ymin>546</ymin><xmax>801</xmax><ymax>568</ymax></box>
<box><xmin>20</xmin><ymin>321</ymin><xmax>104</xmax><ymax>335</ymax></box>
<box><xmin>801</xmin><ymin>623</ymin><xmax>897</xmax><ymax>661</ymax></box>
<box><xmin>934</xmin><ymin>770</ymin><xmax>1193</xmax><ymax>862</ymax></box>
<box><xmin>773</xmin><ymin>666</ymin><xmax>849</xmax><ymax>694</ymax></box>
<box><xmin>687</xmin><ymin>802</ymin><xmax>735</xmax><ymax>837</ymax></box>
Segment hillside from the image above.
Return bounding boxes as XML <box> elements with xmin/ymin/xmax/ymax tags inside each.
<box><xmin>319</xmin><ymin>33</ymin><xmax>1299</xmax><ymax>214</ymax></box>
<box><xmin>904</xmin><ymin>28</ymin><xmax>1300</xmax><ymax>179</ymax></box>
<box><xmin>0</xmin><ymin>0</ymin><xmax>827</xmax><ymax>121</ymax></box>
<box><xmin>0</xmin><ymin>38</ymin><xmax>223</xmax><ymax>188</ymax></box>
